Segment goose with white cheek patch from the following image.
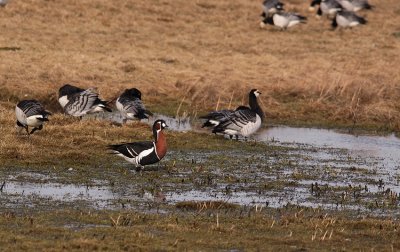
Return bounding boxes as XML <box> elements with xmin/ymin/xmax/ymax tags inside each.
<box><xmin>336</xmin><ymin>0</ymin><xmax>373</xmax><ymax>11</ymax></box>
<box><xmin>260</xmin><ymin>12</ymin><xmax>307</xmax><ymax>30</ymax></box>
<box><xmin>15</xmin><ymin>100</ymin><xmax>51</xmax><ymax>135</ymax></box>
<box><xmin>261</xmin><ymin>0</ymin><xmax>285</xmax><ymax>17</ymax></box>
<box><xmin>58</xmin><ymin>84</ymin><xmax>112</xmax><ymax>117</ymax></box>
<box><xmin>332</xmin><ymin>10</ymin><xmax>367</xmax><ymax>28</ymax></box>
<box><xmin>212</xmin><ymin>89</ymin><xmax>264</xmax><ymax>140</ymax></box>
<box><xmin>108</xmin><ymin>120</ymin><xmax>168</xmax><ymax>171</ymax></box>
<box><xmin>116</xmin><ymin>88</ymin><xmax>153</xmax><ymax>124</ymax></box>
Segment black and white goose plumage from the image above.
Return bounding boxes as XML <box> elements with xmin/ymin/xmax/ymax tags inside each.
<box><xmin>212</xmin><ymin>89</ymin><xmax>264</xmax><ymax>139</ymax></box>
<box><xmin>260</xmin><ymin>12</ymin><xmax>307</xmax><ymax>30</ymax></box>
<box><xmin>108</xmin><ymin>120</ymin><xmax>168</xmax><ymax>170</ymax></box>
<box><xmin>15</xmin><ymin>100</ymin><xmax>51</xmax><ymax>135</ymax></box>
<box><xmin>200</xmin><ymin>106</ymin><xmax>250</xmax><ymax>129</ymax></box>
<box><xmin>116</xmin><ymin>88</ymin><xmax>153</xmax><ymax>124</ymax></box>
<box><xmin>311</xmin><ymin>0</ymin><xmax>342</xmax><ymax>17</ymax></box>
<box><xmin>0</xmin><ymin>0</ymin><xmax>8</xmax><ymax>7</ymax></box>
<box><xmin>337</xmin><ymin>0</ymin><xmax>372</xmax><ymax>11</ymax></box>
<box><xmin>58</xmin><ymin>84</ymin><xmax>112</xmax><ymax>117</ymax></box>
<box><xmin>261</xmin><ymin>0</ymin><xmax>285</xmax><ymax>17</ymax></box>
<box><xmin>332</xmin><ymin>10</ymin><xmax>367</xmax><ymax>28</ymax></box>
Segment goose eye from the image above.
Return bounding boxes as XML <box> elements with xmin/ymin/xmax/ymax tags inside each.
<box><xmin>162</xmin><ymin>123</ymin><xmax>166</xmax><ymax>127</ymax></box>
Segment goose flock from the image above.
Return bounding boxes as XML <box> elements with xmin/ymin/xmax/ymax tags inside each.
<box><xmin>260</xmin><ymin>0</ymin><xmax>372</xmax><ymax>29</ymax></box>
<box><xmin>8</xmin><ymin>0</ymin><xmax>376</xmax><ymax>170</ymax></box>
<box><xmin>15</xmin><ymin>85</ymin><xmax>264</xmax><ymax>170</ymax></box>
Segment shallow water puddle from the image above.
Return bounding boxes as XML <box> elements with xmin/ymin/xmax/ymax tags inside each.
<box><xmin>1</xmin><ymin>126</ymin><xmax>400</xmax><ymax>215</ymax></box>
<box><xmin>1</xmin><ymin>180</ymin><xmax>115</xmax><ymax>209</ymax></box>
<box><xmin>83</xmin><ymin>112</ymin><xmax>191</xmax><ymax>132</ymax></box>
<box><xmin>256</xmin><ymin>127</ymin><xmax>400</xmax><ymax>170</ymax></box>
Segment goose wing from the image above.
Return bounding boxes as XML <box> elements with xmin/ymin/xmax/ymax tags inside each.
<box><xmin>119</xmin><ymin>97</ymin><xmax>152</xmax><ymax>119</ymax></box>
<box><xmin>65</xmin><ymin>88</ymin><xmax>100</xmax><ymax>116</ymax></box>
<box><xmin>108</xmin><ymin>141</ymin><xmax>154</xmax><ymax>158</ymax></box>
<box><xmin>213</xmin><ymin>109</ymin><xmax>257</xmax><ymax>133</ymax></box>
<box><xmin>17</xmin><ymin>100</ymin><xmax>48</xmax><ymax>117</ymax></box>
<box><xmin>200</xmin><ymin>109</ymin><xmax>234</xmax><ymax>121</ymax></box>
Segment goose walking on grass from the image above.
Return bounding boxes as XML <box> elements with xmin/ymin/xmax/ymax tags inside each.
<box><xmin>108</xmin><ymin>120</ymin><xmax>168</xmax><ymax>171</ymax></box>
<box><xmin>260</xmin><ymin>12</ymin><xmax>307</xmax><ymax>30</ymax></box>
<box><xmin>15</xmin><ymin>100</ymin><xmax>51</xmax><ymax>135</ymax></box>
<box><xmin>200</xmin><ymin>106</ymin><xmax>249</xmax><ymax>129</ymax></box>
<box><xmin>58</xmin><ymin>84</ymin><xmax>112</xmax><ymax>117</ymax></box>
<box><xmin>336</xmin><ymin>0</ymin><xmax>372</xmax><ymax>11</ymax></box>
<box><xmin>212</xmin><ymin>89</ymin><xmax>264</xmax><ymax>140</ymax></box>
<box><xmin>332</xmin><ymin>10</ymin><xmax>367</xmax><ymax>28</ymax></box>
<box><xmin>261</xmin><ymin>0</ymin><xmax>285</xmax><ymax>17</ymax></box>
<box><xmin>116</xmin><ymin>88</ymin><xmax>153</xmax><ymax>124</ymax></box>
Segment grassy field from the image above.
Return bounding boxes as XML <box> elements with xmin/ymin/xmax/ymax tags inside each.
<box><xmin>1</xmin><ymin>208</ymin><xmax>400</xmax><ymax>251</ymax></box>
<box><xmin>0</xmin><ymin>0</ymin><xmax>400</xmax><ymax>129</ymax></box>
<box><xmin>1</xmin><ymin>0</ymin><xmax>400</xmax><ymax>250</ymax></box>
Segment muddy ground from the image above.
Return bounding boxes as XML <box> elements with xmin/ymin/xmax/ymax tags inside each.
<box><xmin>1</xmin><ymin>115</ymin><xmax>400</xmax><ymax>250</ymax></box>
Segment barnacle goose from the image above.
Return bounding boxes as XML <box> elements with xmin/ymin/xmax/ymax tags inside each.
<box><xmin>337</xmin><ymin>0</ymin><xmax>373</xmax><ymax>11</ymax></box>
<box><xmin>260</xmin><ymin>12</ymin><xmax>307</xmax><ymax>30</ymax></box>
<box><xmin>58</xmin><ymin>84</ymin><xmax>112</xmax><ymax>117</ymax></box>
<box><xmin>108</xmin><ymin>120</ymin><xmax>168</xmax><ymax>170</ymax></box>
<box><xmin>212</xmin><ymin>89</ymin><xmax>264</xmax><ymax>139</ymax></box>
<box><xmin>311</xmin><ymin>0</ymin><xmax>342</xmax><ymax>17</ymax></box>
<box><xmin>332</xmin><ymin>10</ymin><xmax>367</xmax><ymax>28</ymax></box>
<box><xmin>200</xmin><ymin>106</ymin><xmax>249</xmax><ymax>128</ymax></box>
<box><xmin>116</xmin><ymin>88</ymin><xmax>153</xmax><ymax>124</ymax></box>
<box><xmin>15</xmin><ymin>100</ymin><xmax>51</xmax><ymax>135</ymax></box>
<box><xmin>261</xmin><ymin>0</ymin><xmax>285</xmax><ymax>17</ymax></box>
<box><xmin>0</xmin><ymin>0</ymin><xmax>8</xmax><ymax>7</ymax></box>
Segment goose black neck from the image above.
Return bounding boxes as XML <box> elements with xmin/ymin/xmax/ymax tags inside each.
<box><xmin>249</xmin><ymin>93</ymin><xmax>265</xmax><ymax>121</ymax></box>
<box><xmin>153</xmin><ymin>128</ymin><xmax>158</xmax><ymax>143</ymax></box>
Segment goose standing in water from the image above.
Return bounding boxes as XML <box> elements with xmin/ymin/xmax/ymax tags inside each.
<box><xmin>108</xmin><ymin>120</ymin><xmax>168</xmax><ymax>171</ymax></box>
<box><xmin>15</xmin><ymin>100</ymin><xmax>51</xmax><ymax>135</ymax></box>
<box><xmin>200</xmin><ymin>106</ymin><xmax>249</xmax><ymax>129</ymax></box>
<box><xmin>58</xmin><ymin>84</ymin><xmax>112</xmax><ymax>117</ymax></box>
<box><xmin>212</xmin><ymin>89</ymin><xmax>264</xmax><ymax>140</ymax></box>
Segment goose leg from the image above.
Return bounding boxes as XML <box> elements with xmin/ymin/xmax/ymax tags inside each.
<box><xmin>30</xmin><ymin>125</ymin><xmax>43</xmax><ymax>135</ymax></box>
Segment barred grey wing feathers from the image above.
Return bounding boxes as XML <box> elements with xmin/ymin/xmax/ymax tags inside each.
<box><xmin>122</xmin><ymin>97</ymin><xmax>146</xmax><ymax>115</ymax></box>
<box><xmin>214</xmin><ymin>109</ymin><xmax>257</xmax><ymax>132</ymax></box>
<box><xmin>65</xmin><ymin>88</ymin><xmax>99</xmax><ymax>116</ymax></box>
<box><xmin>18</xmin><ymin>100</ymin><xmax>47</xmax><ymax>117</ymax></box>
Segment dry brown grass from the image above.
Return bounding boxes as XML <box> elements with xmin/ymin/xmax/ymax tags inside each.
<box><xmin>1</xmin><ymin>0</ymin><xmax>400</xmax><ymax>128</ymax></box>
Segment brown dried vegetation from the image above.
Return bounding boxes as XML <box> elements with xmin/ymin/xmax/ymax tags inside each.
<box><xmin>0</xmin><ymin>0</ymin><xmax>399</xmax><ymax>129</ymax></box>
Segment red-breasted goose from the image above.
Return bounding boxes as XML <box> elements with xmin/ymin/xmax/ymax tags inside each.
<box><xmin>108</xmin><ymin>120</ymin><xmax>168</xmax><ymax>170</ymax></box>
